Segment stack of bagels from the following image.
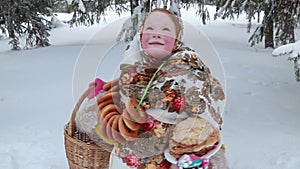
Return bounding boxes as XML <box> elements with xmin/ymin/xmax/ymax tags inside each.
<box><xmin>96</xmin><ymin>78</ymin><xmax>147</xmax><ymax>144</ymax></box>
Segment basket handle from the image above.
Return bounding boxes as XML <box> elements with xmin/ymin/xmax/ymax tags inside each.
<box><xmin>68</xmin><ymin>84</ymin><xmax>96</xmax><ymax>137</ymax></box>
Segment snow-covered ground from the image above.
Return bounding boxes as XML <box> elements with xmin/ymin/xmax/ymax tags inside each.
<box><xmin>0</xmin><ymin>8</ymin><xmax>300</xmax><ymax>169</ymax></box>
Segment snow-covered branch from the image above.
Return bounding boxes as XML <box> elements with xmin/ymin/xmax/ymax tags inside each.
<box><xmin>116</xmin><ymin>0</ymin><xmax>182</xmax><ymax>42</ymax></box>
<box><xmin>169</xmin><ymin>0</ymin><xmax>181</xmax><ymax>17</ymax></box>
<box><xmin>272</xmin><ymin>41</ymin><xmax>300</xmax><ymax>82</ymax></box>
<box><xmin>272</xmin><ymin>41</ymin><xmax>300</xmax><ymax>58</ymax></box>
<box><xmin>116</xmin><ymin>1</ymin><xmax>146</xmax><ymax>42</ymax></box>
<box><xmin>214</xmin><ymin>0</ymin><xmax>232</xmax><ymax>19</ymax></box>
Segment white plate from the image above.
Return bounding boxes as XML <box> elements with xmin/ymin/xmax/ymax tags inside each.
<box><xmin>164</xmin><ymin>139</ymin><xmax>223</xmax><ymax>164</ymax></box>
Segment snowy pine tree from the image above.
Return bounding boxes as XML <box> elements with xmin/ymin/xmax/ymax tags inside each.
<box><xmin>130</xmin><ymin>0</ymin><xmax>140</xmax><ymax>14</ymax></box>
<box><xmin>289</xmin><ymin>55</ymin><xmax>300</xmax><ymax>82</ymax></box>
<box><xmin>68</xmin><ymin>0</ymin><xmax>215</xmax><ymax>42</ymax></box>
<box><xmin>215</xmin><ymin>0</ymin><xmax>300</xmax><ymax>48</ymax></box>
<box><xmin>68</xmin><ymin>0</ymin><xmax>129</xmax><ymax>26</ymax></box>
<box><xmin>50</xmin><ymin>0</ymin><xmax>69</xmax><ymax>13</ymax></box>
<box><xmin>116</xmin><ymin>1</ymin><xmax>146</xmax><ymax>42</ymax></box>
<box><xmin>116</xmin><ymin>0</ymin><xmax>184</xmax><ymax>42</ymax></box>
<box><xmin>180</xmin><ymin>0</ymin><xmax>215</xmax><ymax>24</ymax></box>
<box><xmin>0</xmin><ymin>0</ymin><xmax>52</xmax><ymax>50</ymax></box>
<box><xmin>274</xmin><ymin>0</ymin><xmax>299</xmax><ymax>46</ymax></box>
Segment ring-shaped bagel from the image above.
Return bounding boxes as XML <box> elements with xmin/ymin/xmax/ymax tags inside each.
<box><xmin>97</xmin><ymin>92</ymin><xmax>120</xmax><ymax>105</ymax></box>
<box><xmin>103</xmin><ymin>78</ymin><xmax>119</xmax><ymax>91</ymax></box>
<box><xmin>126</xmin><ymin>98</ymin><xmax>147</xmax><ymax>123</ymax></box>
<box><xmin>98</xmin><ymin>104</ymin><xmax>119</xmax><ymax>124</ymax></box>
<box><xmin>106</xmin><ymin>115</ymin><xmax>118</xmax><ymax>140</ymax></box>
<box><xmin>111</xmin><ymin>115</ymin><xmax>126</xmax><ymax>144</ymax></box>
<box><xmin>122</xmin><ymin>109</ymin><xmax>141</xmax><ymax>131</ymax></box>
<box><xmin>98</xmin><ymin>98</ymin><xmax>114</xmax><ymax>110</ymax></box>
<box><xmin>108</xmin><ymin>85</ymin><xmax>119</xmax><ymax>93</ymax></box>
<box><xmin>118</xmin><ymin>116</ymin><xmax>139</xmax><ymax>141</ymax></box>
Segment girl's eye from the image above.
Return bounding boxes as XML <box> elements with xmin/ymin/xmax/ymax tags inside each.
<box><xmin>145</xmin><ymin>27</ymin><xmax>153</xmax><ymax>30</ymax></box>
<box><xmin>163</xmin><ymin>28</ymin><xmax>170</xmax><ymax>31</ymax></box>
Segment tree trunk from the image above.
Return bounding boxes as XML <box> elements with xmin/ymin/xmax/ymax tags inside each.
<box><xmin>281</xmin><ymin>0</ymin><xmax>295</xmax><ymax>44</ymax></box>
<box><xmin>145</xmin><ymin>0</ymin><xmax>151</xmax><ymax>12</ymax></box>
<box><xmin>264</xmin><ymin>17</ymin><xmax>274</xmax><ymax>48</ymax></box>
<box><xmin>264</xmin><ymin>2</ymin><xmax>274</xmax><ymax>48</ymax></box>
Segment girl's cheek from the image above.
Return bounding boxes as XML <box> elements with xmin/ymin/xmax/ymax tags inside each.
<box><xmin>163</xmin><ymin>35</ymin><xmax>176</xmax><ymax>51</ymax></box>
<box><xmin>141</xmin><ymin>33</ymin><xmax>150</xmax><ymax>49</ymax></box>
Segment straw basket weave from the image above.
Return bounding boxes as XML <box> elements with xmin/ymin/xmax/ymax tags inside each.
<box><xmin>64</xmin><ymin>86</ymin><xmax>113</xmax><ymax>169</ymax></box>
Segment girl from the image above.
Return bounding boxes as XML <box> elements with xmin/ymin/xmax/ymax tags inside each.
<box><xmin>99</xmin><ymin>8</ymin><xmax>228</xmax><ymax>169</ymax></box>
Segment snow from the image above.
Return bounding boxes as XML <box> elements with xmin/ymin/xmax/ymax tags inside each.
<box><xmin>272</xmin><ymin>41</ymin><xmax>300</xmax><ymax>58</ymax></box>
<box><xmin>1</xmin><ymin>7</ymin><xmax>300</xmax><ymax>169</ymax></box>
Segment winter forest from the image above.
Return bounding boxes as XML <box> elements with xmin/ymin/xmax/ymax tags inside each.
<box><xmin>1</xmin><ymin>0</ymin><xmax>300</xmax><ymax>48</ymax></box>
<box><xmin>1</xmin><ymin>0</ymin><xmax>300</xmax><ymax>80</ymax></box>
<box><xmin>0</xmin><ymin>0</ymin><xmax>300</xmax><ymax>169</ymax></box>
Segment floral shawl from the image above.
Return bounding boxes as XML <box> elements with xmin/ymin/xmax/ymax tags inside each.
<box><xmin>118</xmin><ymin>42</ymin><xmax>225</xmax><ymax>127</ymax></box>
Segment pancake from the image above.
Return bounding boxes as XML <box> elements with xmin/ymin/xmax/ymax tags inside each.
<box><xmin>169</xmin><ymin>117</ymin><xmax>220</xmax><ymax>158</ymax></box>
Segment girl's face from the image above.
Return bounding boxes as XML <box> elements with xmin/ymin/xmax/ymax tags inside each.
<box><xmin>141</xmin><ymin>12</ymin><xmax>177</xmax><ymax>59</ymax></box>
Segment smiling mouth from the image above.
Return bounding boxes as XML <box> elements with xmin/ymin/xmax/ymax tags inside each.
<box><xmin>149</xmin><ymin>42</ymin><xmax>164</xmax><ymax>45</ymax></box>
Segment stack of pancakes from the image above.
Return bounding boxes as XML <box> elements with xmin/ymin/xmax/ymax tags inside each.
<box><xmin>169</xmin><ymin>117</ymin><xmax>220</xmax><ymax>159</ymax></box>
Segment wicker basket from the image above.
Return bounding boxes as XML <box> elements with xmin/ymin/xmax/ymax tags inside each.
<box><xmin>64</xmin><ymin>86</ymin><xmax>113</xmax><ymax>169</ymax></box>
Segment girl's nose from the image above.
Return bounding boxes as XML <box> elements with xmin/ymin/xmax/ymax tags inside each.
<box><xmin>152</xmin><ymin>33</ymin><xmax>161</xmax><ymax>38</ymax></box>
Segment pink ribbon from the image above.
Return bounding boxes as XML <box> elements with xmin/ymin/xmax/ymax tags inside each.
<box><xmin>88</xmin><ymin>78</ymin><xmax>105</xmax><ymax>99</ymax></box>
